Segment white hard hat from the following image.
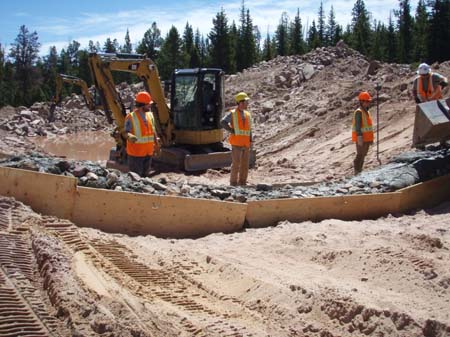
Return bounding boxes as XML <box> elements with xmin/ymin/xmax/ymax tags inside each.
<box><xmin>417</xmin><ymin>63</ymin><xmax>431</xmax><ymax>75</ymax></box>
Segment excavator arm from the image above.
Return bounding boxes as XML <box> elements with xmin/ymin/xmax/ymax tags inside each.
<box><xmin>103</xmin><ymin>54</ymin><xmax>173</xmax><ymax>147</ymax></box>
<box><xmin>52</xmin><ymin>74</ymin><xmax>95</xmax><ymax>110</ymax></box>
<box><xmin>87</xmin><ymin>53</ymin><xmax>129</xmax><ymax>163</ymax></box>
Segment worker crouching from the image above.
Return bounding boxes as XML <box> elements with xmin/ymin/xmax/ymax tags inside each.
<box><xmin>125</xmin><ymin>91</ymin><xmax>159</xmax><ymax>177</ymax></box>
<box><xmin>412</xmin><ymin>63</ymin><xmax>448</xmax><ymax>103</ymax></box>
<box><xmin>221</xmin><ymin>92</ymin><xmax>252</xmax><ymax>186</ymax></box>
<box><xmin>352</xmin><ymin>91</ymin><xmax>374</xmax><ymax>175</ymax></box>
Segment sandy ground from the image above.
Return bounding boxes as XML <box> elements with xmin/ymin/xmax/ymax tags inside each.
<box><xmin>1</xmin><ymin>196</ymin><xmax>449</xmax><ymax>336</ymax></box>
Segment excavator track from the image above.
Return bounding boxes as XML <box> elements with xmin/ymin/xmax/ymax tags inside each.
<box><xmin>0</xmin><ymin>198</ymin><xmax>70</xmax><ymax>337</ymax></box>
<box><xmin>35</xmin><ymin>216</ymin><xmax>259</xmax><ymax>335</ymax></box>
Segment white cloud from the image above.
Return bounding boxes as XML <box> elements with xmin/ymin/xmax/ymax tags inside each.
<box><xmin>37</xmin><ymin>0</ymin><xmax>404</xmax><ymax>56</ymax></box>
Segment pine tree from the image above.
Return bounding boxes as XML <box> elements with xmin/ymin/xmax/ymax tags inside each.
<box><xmin>66</xmin><ymin>40</ymin><xmax>80</xmax><ymax>70</ymax></box>
<box><xmin>194</xmin><ymin>29</ymin><xmax>207</xmax><ymax>66</ymax></box>
<box><xmin>122</xmin><ymin>29</ymin><xmax>133</xmax><ymax>53</ymax></box>
<box><xmin>396</xmin><ymin>0</ymin><xmax>413</xmax><ymax>63</ymax></box>
<box><xmin>275</xmin><ymin>12</ymin><xmax>289</xmax><ymax>56</ymax></box>
<box><xmin>136</xmin><ymin>22</ymin><xmax>163</xmax><ymax>60</ymax></box>
<box><xmin>236</xmin><ymin>2</ymin><xmax>257</xmax><ymax>71</ymax></box>
<box><xmin>41</xmin><ymin>46</ymin><xmax>58</xmax><ymax>102</ymax></box>
<box><xmin>157</xmin><ymin>26</ymin><xmax>183</xmax><ymax>80</ymax></box>
<box><xmin>428</xmin><ymin>0</ymin><xmax>450</xmax><ymax>63</ymax></box>
<box><xmin>262</xmin><ymin>30</ymin><xmax>273</xmax><ymax>61</ymax></box>
<box><xmin>229</xmin><ymin>21</ymin><xmax>238</xmax><ymax>73</ymax></box>
<box><xmin>183</xmin><ymin>22</ymin><xmax>201</xmax><ymax>68</ymax></box>
<box><xmin>350</xmin><ymin>0</ymin><xmax>372</xmax><ymax>54</ymax></box>
<box><xmin>326</xmin><ymin>6</ymin><xmax>337</xmax><ymax>46</ymax></box>
<box><xmin>88</xmin><ymin>40</ymin><xmax>98</xmax><ymax>53</ymax></box>
<box><xmin>8</xmin><ymin>25</ymin><xmax>41</xmax><ymax>106</ymax></box>
<box><xmin>208</xmin><ymin>9</ymin><xmax>232</xmax><ymax>72</ymax></box>
<box><xmin>290</xmin><ymin>9</ymin><xmax>305</xmax><ymax>55</ymax></box>
<box><xmin>307</xmin><ymin>20</ymin><xmax>321</xmax><ymax>50</ymax></box>
<box><xmin>386</xmin><ymin>12</ymin><xmax>397</xmax><ymax>62</ymax></box>
<box><xmin>370</xmin><ymin>21</ymin><xmax>387</xmax><ymax>61</ymax></box>
<box><xmin>317</xmin><ymin>1</ymin><xmax>326</xmax><ymax>46</ymax></box>
<box><xmin>103</xmin><ymin>38</ymin><xmax>118</xmax><ymax>53</ymax></box>
<box><xmin>412</xmin><ymin>0</ymin><xmax>429</xmax><ymax>62</ymax></box>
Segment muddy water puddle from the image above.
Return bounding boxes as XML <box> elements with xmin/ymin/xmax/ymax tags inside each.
<box><xmin>32</xmin><ymin>130</ymin><xmax>115</xmax><ymax>162</ymax></box>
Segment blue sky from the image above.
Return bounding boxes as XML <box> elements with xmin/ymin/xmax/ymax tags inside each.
<box><xmin>0</xmin><ymin>0</ymin><xmax>406</xmax><ymax>56</ymax></box>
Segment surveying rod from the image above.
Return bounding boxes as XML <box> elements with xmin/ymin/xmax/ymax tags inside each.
<box><xmin>375</xmin><ymin>83</ymin><xmax>382</xmax><ymax>165</ymax></box>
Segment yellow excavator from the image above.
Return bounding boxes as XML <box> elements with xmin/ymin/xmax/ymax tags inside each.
<box><xmin>87</xmin><ymin>52</ymin><xmax>248</xmax><ymax>171</ymax></box>
<box><xmin>49</xmin><ymin>74</ymin><xmax>98</xmax><ymax>121</ymax></box>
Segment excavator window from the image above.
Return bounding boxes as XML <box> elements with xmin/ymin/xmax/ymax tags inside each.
<box><xmin>172</xmin><ymin>75</ymin><xmax>200</xmax><ymax>129</ymax></box>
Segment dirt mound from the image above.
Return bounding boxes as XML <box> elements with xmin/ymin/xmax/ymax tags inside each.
<box><xmin>223</xmin><ymin>43</ymin><xmax>450</xmax><ymax>184</ymax></box>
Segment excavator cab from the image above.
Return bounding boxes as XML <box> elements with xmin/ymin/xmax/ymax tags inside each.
<box><xmin>171</xmin><ymin>69</ymin><xmax>223</xmax><ymax>131</ymax></box>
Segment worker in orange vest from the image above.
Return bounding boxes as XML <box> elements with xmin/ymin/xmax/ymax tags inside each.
<box><xmin>412</xmin><ymin>63</ymin><xmax>448</xmax><ymax>103</ymax></box>
<box><xmin>125</xmin><ymin>91</ymin><xmax>159</xmax><ymax>177</ymax></box>
<box><xmin>221</xmin><ymin>92</ymin><xmax>252</xmax><ymax>186</ymax></box>
<box><xmin>352</xmin><ymin>91</ymin><xmax>374</xmax><ymax>175</ymax></box>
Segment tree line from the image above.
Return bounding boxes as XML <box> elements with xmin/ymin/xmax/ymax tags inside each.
<box><xmin>0</xmin><ymin>0</ymin><xmax>449</xmax><ymax>108</ymax></box>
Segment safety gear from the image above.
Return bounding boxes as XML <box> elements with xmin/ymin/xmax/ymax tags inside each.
<box><xmin>135</xmin><ymin>91</ymin><xmax>152</xmax><ymax>104</ymax></box>
<box><xmin>229</xmin><ymin>109</ymin><xmax>252</xmax><ymax>148</ymax></box>
<box><xmin>415</xmin><ymin>73</ymin><xmax>442</xmax><ymax>102</ymax></box>
<box><xmin>125</xmin><ymin>111</ymin><xmax>156</xmax><ymax>157</ymax></box>
<box><xmin>127</xmin><ymin>133</ymin><xmax>138</xmax><ymax>143</ymax></box>
<box><xmin>235</xmin><ymin>92</ymin><xmax>250</xmax><ymax>103</ymax></box>
<box><xmin>417</xmin><ymin>63</ymin><xmax>431</xmax><ymax>75</ymax></box>
<box><xmin>352</xmin><ymin>108</ymin><xmax>374</xmax><ymax>143</ymax></box>
<box><xmin>358</xmin><ymin>91</ymin><xmax>372</xmax><ymax>102</ymax></box>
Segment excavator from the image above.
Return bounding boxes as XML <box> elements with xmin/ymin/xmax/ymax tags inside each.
<box><xmin>49</xmin><ymin>74</ymin><xmax>98</xmax><ymax>121</ymax></box>
<box><xmin>87</xmin><ymin>52</ymin><xmax>253</xmax><ymax>171</ymax></box>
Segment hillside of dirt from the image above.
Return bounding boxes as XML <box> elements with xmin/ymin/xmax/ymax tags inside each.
<box><xmin>0</xmin><ymin>43</ymin><xmax>450</xmax><ymax>337</ymax></box>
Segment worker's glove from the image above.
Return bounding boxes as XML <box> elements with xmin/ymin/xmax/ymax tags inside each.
<box><xmin>127</xmin><ymin>133</ymin><xmax>138</xmax><ymax>143</ymax></box>
<box><xmin>357</xmin><ymin>136</ymin><xmax>363</xmax><ymax>147</ymax></box>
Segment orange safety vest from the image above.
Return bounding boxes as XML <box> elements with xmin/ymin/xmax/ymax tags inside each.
<box><xmin>126</xmin><ymin>110</ymin><xmax>156</xmax><ymax>157</ymax></box>
<box><xmin>352</xmin><ymin>108</ymin><xmax>374</xmax><ymax>142</ymax></box>
<box><xmin>416</xmin><ymin>73</ymin><xmax>442</xmax><ymax>102</ymax></box>
<box><xmin>229</xmin><ymin>108</ymin><xmax>252</xmax><ymax>148</ymax></box>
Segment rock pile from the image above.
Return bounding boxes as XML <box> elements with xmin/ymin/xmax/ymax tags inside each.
<box><xmin>1</xmin><ymin>147</ymin><xmax>449</xmax><ymax>202</ymax></box>
<box><xmin>0</xmin><ymin>82</ymin><xmax>145</xmax><ymax>137</ymax></box>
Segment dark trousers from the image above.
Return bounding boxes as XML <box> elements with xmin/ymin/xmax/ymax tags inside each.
<box><xmin>354</xmin><ymin>142</ymin><xmax>371</xmax><ymax>174</ymax></box>
<box><xmin>230</xmin><ymin>146</ymin><xmax>250</xmax><ymax>186</ymax></box>
<box><xmin>128</xmin><ymin>155</ymin><xmax>152</xmax><ymax>177</ymax></box>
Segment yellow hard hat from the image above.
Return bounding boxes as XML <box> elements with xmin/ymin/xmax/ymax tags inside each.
<box><xmin>235</xmin><ymin>92</ymin><xmax>250</xmax><ymax>103</ymax></box>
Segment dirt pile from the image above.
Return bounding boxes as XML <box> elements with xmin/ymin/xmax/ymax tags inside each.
<box><xmin>224</xmin><ymin>42</ymin><xmax>450</xmax><ymax>183</ymax></box>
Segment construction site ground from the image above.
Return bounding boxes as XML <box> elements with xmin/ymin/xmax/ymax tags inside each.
<box><xmin>0</xmin><ymin>44</ymin><xmax>450</xmax><ymax>336</ymax></box>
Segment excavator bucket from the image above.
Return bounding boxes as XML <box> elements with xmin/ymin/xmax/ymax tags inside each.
<box><xmin>412</xmin><ymin>98</ymin><xmax>450</xmax><ymax>147</ymax></box>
